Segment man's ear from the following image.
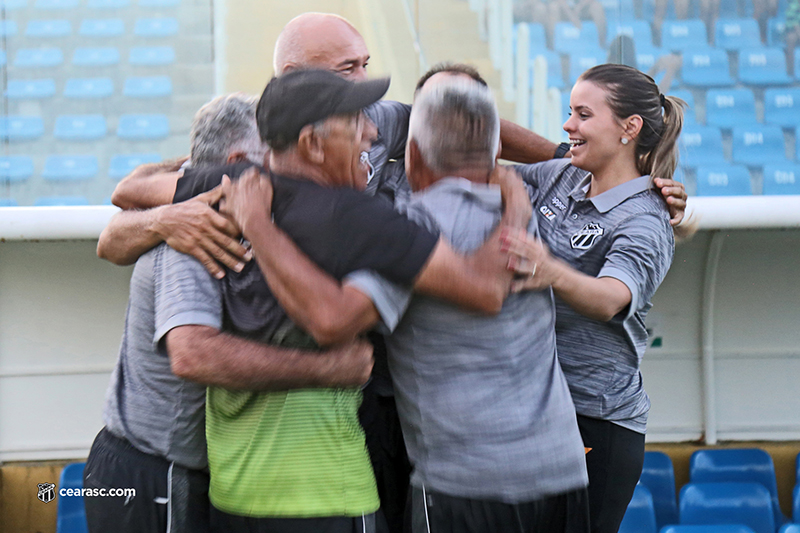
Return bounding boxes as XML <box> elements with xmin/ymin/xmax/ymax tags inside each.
<box><xmin>226</xmin><ymin>151</ymin><xmax>248</xmax><ymax>164</ymax></box>
<box><xmin>406</xmin><ymin>139</ymin><xmax>421</xmax><ymax>177</ymax></box>
<box><xmin>297</xmin><ymin>125</ymin><xmax>325</xmax><ymax>164</ymax></box>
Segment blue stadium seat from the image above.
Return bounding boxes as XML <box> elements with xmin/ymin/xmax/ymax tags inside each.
<box><xmin>662</xmin><ymin>19</ymin><xmax>708</xmax><ymax>52</ymax></box>
<box><xmin>35</xmin><ymin>196</ymin><xmax>90</xmax><ymax>205</ymax></box>
<box><xmin>116</xmin><ymin>114</ymin><xmax>169</xmax><ymax>139</ymax></box>
<box><xmin>0</xmin><ymin>116</ymin><xmax>45</xmax><ymax>141</ymax></box>
<box><xmin>0</xmin><ymin>0</ymin><xmax>27</xmax><ymax>9</ymax></box>
<box><xmin>680</xmin><ymin>482</ymin><xmax>774</xmax><ymax>533</ymax></box>
<box><xmin>123</xmin><ymin>76</ymin><xmax>172</xmax><ymax>98</ymax></box>
<box><xmin>56</xmin><ymin>462</ymin><xmax>88</xmax><ymax>533</ymax></box>
<box><xmin>680</xmin><ymin>126</ymin><xmax>726</xmax><ymax>168</ymax></box>
<box><xmin>54</xmin><ymin>115</ymin><xmax>107</xmax><ymax>140</ymax></box>
<box><xmin>0</xmin><ymin>20</ymin><xmax>19</xmax><ymax>37</ymax></box>
<box><xmin>526</xmin><ymin>22</ymin><xmax>547</xmax><ymax>50</ymax></box>
<box><xmin>764</xmin><ymin>88</ymin><xmax>800</xmax><ymax>127</ymax></box>
<box><xmin>35</xmin><ymin>0</ymin><xmax>78</xmax><ymax>8</ymax></box>
<box><xmin>80</xmin><ymin>18</ymin><xmax>125</xmax><ymax>37</ymax></box>
<box><xmin>0</xmin><ymin>198</ymin><xmax>19</xmax><ymax>206</ymax></box>
<box><xmin>602</xmin><ymin>0</ymin><xmax>638</xmax><ymax>23</ymax></box>
<box><xmin>618</xmin><ymin>484</ymin><xmax>657</xmax><ymax>533</ymax></box>
<box><xmin>763</xmin><ymin>163</ymin><xmax>800</xmax><ymax>195</ymax></box>
<box><xmin>134</xmin><ymin>17</ymin><xmax>178</xmax><ymax>37</ymax></box>
<box><xmin>607</xmin><ymin>19</ymin><xmax>653</xmax><ymax>47</ymax></box>
<box><xmin>682</xmin><ymin>49</ymin><xmax>734</xmax><ymax>87</ymax></box>
<box><xmin>739</xmin><ymin>48</ymin><xmax>792</xmax><ymax>86</ymax></box>
<box><xmin>14</xmin><ymin>47</ymin><xmax>63</xmax><ymax>68</ymax></box>
<box><xmin>690</xmin><ymin>449</ymin><xmax>788</xmax><ymax>528</ymax></box>
<box><xmin>732</xmin><ymin>125</ymin><xmax>787</xmax><ymax>165</ymax></box>
<box><xmin>42</xmin><ymin>156</ymin><xmax>98</xmax><ymax>180</ymax></box>
<box><xmin>0</xmin><ymin>156</ymin><xmax>34</xmax><ymax>182</ymax></box>
<box><xmin>768</xmin><ymin>18</ymin><xmax>785</xmax><ymax>46</ymax></box>
<box><xmin>138</xmin><ymin>0</ymin><xmax>180</xmax><ymax>6</ymax></box>
<box><xmin>635</xmin><ymin>46</ymin><xmax>667</xmax><ymax>73</ymax></box>
<box><xmin>6</xmin><ymin>79</ymin><xmax>56</xmax><ymax>99</ymax></box>
<box><xmin>72</xmin><ymin>47</ymin><xmax>120</xmax><ymax>66</ymax></box>
<box><xmin>779</xmin><ymin>524</ymin><xmax>800</xmax><ymax>533</ymax></box>
<box><xmin>530</xmin><ymin>50</ymin><xmax>564</xmax><ymax>89</ymax></box>
<box><xmin>661</xmin><ymin>526</ymin><xmax>756</xmax><ymax>533</ymax></box>
<box><xmin>669</xmin><ymin>89</ymin><xmax>696</xmax><ymax>124</ymax></box>
<box><xmin>128</xmin><ymin>45</ymin><xmax>175</xmax><ymax>65</ymax></box>
<box><xmin>554</xmin><ymin>21</ymin><xmax>600</xmax><ymax>54</ymax></box>
<box><xmin>639</xmin><ymin>451</ymin><xmax>679</xmax><ymax>529</ymax></box>
<box><xmin>569</xmin><ymin>48</ymin><xmax>606</xmax><ymax>85</ymax></box>
<box><xmin>87</xmin><ymin>0</ymin><xmax>129</xmax><ymax>7</ymax></box>
<box><xmin>705</xmin><ymin>89</ymin><xmax>757</xmax><ymax>129</ymax></box>
<box><xmin>715</xmin><ymin>18</ymin><xmax>761</xmax><ymax>50</ymax></box>
<box><xmin>26</xmin><ymin>19</ymin><xmax>72</xmax><ymax>38</ymax></box>
<box><xmin>64</xmin><ymin>78</ymin><xmax>114</xmax><ymax>99</ymax></box>
<box><xmin>696</xmin><ymin>165</ymin><xmax>752</xmax><ymax>195</ymax></box>
<box><xmin>108</xmin><ymin>153</ymin><xmax>161</xmax><ymax>179</ymax></box>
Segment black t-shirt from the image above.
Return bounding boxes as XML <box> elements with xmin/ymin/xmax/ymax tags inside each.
<box><xmin>173</xmin><ymin>162</ymin><xmax>438</xmax><ymax>344</ymax></box>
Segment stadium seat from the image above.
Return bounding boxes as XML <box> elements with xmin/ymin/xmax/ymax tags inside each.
<box><xmin>35</xmin><ymin>0</ymin><xmax>78</xmax><ymax>8</ymax></box>
<box><xmin>680</xmin><ymin>482</ymin><xmax>775</xmax><ymax>533</ymax></box>
<box><xmin>635</xmin><ymin>46</ymin><xmax>667</xmax><ymax>73</ymax></box>
<box><xmin>0</xmin><ymin>20</ymin><xmax>19</xmax><ymax>37</ymax></box>
<box><xmin>55</xmin><ymin>115</ymin><xmax>107</xmax><ymax>140</ymax></box>
<box><xmin>639</xmin><ymin>451</ymin><xmax>679</xmax><ymax>529</ymax></box>
<box><xmin>64</xmin><ymin>78</ymin><xmax>114</xmax><ymax>99</ymax></box>
<box><xmin>123</xmin><ymin>76</ymin><xmax>172</xmax><ymax>98</ymax></box>
<box><xmin>569</xmin><ymin>49</ymin><xmax>606</xmax><ymax>85</ymax></box>
<box><xmin>764</xmin><ymin>88</ymin><xmax>800</xmax><ymax>127</ymax></box>
<box><xmin>0</xmin><ymin>0</ymin><xmax>27</xmax><ymax>9</ymax></box>
<box><xmin>80</xmin><ymin>18</ymin><xmax>125</xmax><ymax>37</ymax></box>
<box><xmin>526</xmin><ymin>22</ymin><xmax>547</xmax><ymax>50</ymax></box>
<box><xmin>26</xmin><ymin>19</ymin><xmax>72</xmax><ymax>38</ymax></box>
<box><xmin>134</xmin><ymin>17</ymin><xmax>179</xmax><ymax>37</ymax></box>
<box><xmin>682</xmin><ymin>49</ymin><xmax>735</xmax><ymax>87</ymax></box>
<box><xmin>661</xmin><ymin>526</ymin><xmax>756</xmax><ymax>533</ymax></box>
<box><xmin>767</xmin><ymin>18</ymin><xmax>785</xmax><ymax>47</ymax></box>
<box><xmin>42</xmin><ymin>155</ymin><xmax>98</xmax><ymax>180</ymax></box>
<box><xmin>108</xmin><ymin>153</ymin><xmax>161</xmax><ymax>179</ymax></box>
<box><xmin>619</xmin><ymin>483</ymin><xmax>658</xmax><ymax>533</ymax></box>
<box><xmin>0</xmin><ymin>198</ymin><xmax>19</xmax><ymax>207</ymax></box>
<box><xmin>0</xmin><ymin>116</ymin><xmax>45</xmax><ymax>141</ymax></box>
<box><xmin>669</xmin><ymin>89</ymin><xmax>696</xmax><ymax>124</ymax></box>
<box><xmin>739</xmin><ymin>48</ymin><xmax>792</xmax><ymax>86</ymax></box>
<box><xmin>87</xmin><ymin>0</ymin><xmax>129</xmax><ymax>7</ymax></box>
<box><xmin>601</xmin><ymin>0</ymin><xmax>636</xmax><ymax>22</ymax></box>
<box><xmin>779</xmin><ymin>525</ymin><xmax>800</xmax><ymax>533</ymax></box>
<box><xmin>763</xmin><ymin>163</ymin><xmax>800</xmax><ymax>195</ymax></box>
<box><xmin>662</xmin><ymin>19</ymin><xmax>708</xmax><ymax>52</ymax></box>
<box><xmin>680</xmin><ymin>126</ymin><xmax>726</xmax><ymax>168</ymax></box>
<box><xmin>14</xmin><ymin>47</ymin><xmax>64</xmax><ymax>68</ymax></box>
<box><xmin>6</xmin><ymin>79</ymin><xmax>56</xmax><ymax>99</ymax></box>
<box><xmin>56</xmin><ymin>462</ymin><xmax>88</xmax><ymax>533</ymax></box>
<box><xmin>554</xmin><ymin>21</ymin><xmax>599</xmax><ymax>54</ymax></box>
<box><xmin>696</xmin><ymin>165</ymin><xmax>752</xmax><ymax>195</ymax></box>
<box><xmin>116</xmin><ymin>114</ymin><xmax>169</xmax><ymax>139</ymax></box>
<box><xmin>715</xmin><ymin>18</ymin><xmax>761</xmax><ymax>50</ymax></box>
<box><xmin>35</xmin><ymin>196</ymin><xmax>89</xmax><ymax>205</ymax></box>
<box><xmin>530</xmin><ymin>49</ymin><xmax>564</xmax><ymax>89</ymax></box>
<box><xmin>128</xmin><ymin>46</ymin><xmax>175</xmax><ymax>66</ymax></box>
<box><xmin>607</xmin><ymin>19</ymin><xmax>653</xmax><ymax>47</ymax></box>
<box><xmin>705</xmin><ymin>89</ymin><xmax>757</xmax><ymax>129</ymax></box>
<box><xmin>0</xmin><ymin>156</ymin><xmax>34</xmax><ymax>182</ymax></box>
<box><xmin>732</xmin><ymin>125</ymin><xmax>787</xmax><ymax>166</ymax></box>
<box><xmin>72</xmin><ymin>47</ymin><xmax>120</xmax><ymax>66</ymax></box>
<box><xmin>139</xmin><ymin>0</ymin><xmax>180</xmax><ymax>6</ymax></box>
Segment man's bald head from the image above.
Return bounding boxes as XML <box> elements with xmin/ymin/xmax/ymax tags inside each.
<box><xmin>273</xmin><ymin>13</ymin><xmax>370</xmax><ymax>82</ymax></box>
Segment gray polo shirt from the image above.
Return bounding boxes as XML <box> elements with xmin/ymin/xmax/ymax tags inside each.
<box><xmin>103</xmin><ymin>243</ymin><xmax>222</xmax><ymax>470</ymax></box>
<box><xmin>364</xmin><ymin>100</ymin><xmax>411</xmax><ymax>194</ymax></box>
<box><xmin>347</xmin><ymin>178</ymin><xmax>589</xmax><ymax>503</ymax></box>
<box><xmin>515</xmin><ymin>160</ymin><xmax>675</xmax><ymax>433</ymax></box>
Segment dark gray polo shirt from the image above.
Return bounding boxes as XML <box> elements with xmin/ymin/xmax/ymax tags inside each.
<box><xmin>347</xmin><ymin>178</ymin><xmax>589</xmax><ymax>502</ymax></box>
<box><xmin>515</xmin><ymin>160</ymin><xmax>675</xmax><ymax>433</ymax></box>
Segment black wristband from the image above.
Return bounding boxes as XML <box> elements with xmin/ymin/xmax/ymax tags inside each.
<box><xmin>553</xmin><ymin>142</ymin><xmax>570</xmax><ymax>159</ymax></box>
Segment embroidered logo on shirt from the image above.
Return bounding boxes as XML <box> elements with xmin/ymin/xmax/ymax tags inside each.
<box><xmin>551</xmin><ymin>196</ymin><xmax>568</xmax><ymax>211</ymax></box>
<box><xmin>570</xmin><ymin>223</ymin><xmax>605</xmax><ymax>250</ymax></box>
<box><xmin>539</xmin><ymin>205</ymin><xmax>557</xmax><ymax>221</ymax></box>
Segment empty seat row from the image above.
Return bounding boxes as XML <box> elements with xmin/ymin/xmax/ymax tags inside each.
<box><xmin>0</xmin><ymin>0</ymin><xmax>181</xmax><ymax>9</ymax></box>
<box><xmin>0</xmin><ymin>114</ymin><xmax>169</xmax><ymax>140</ymax></box>
<box><xmin>0</xmin><ymin>17</ymin><xmax>178</xmax><ymax>37</ymax></box>
<box><xmin>694</xmin><ymin>164</ymin><xmax>799</xmax><ymax>196</ymax></box>
<box><xmin>680</xmin><ymin>124</ymin><xmax>798</xmax><ymax>167</ymax></box>
<box><xmin>0</xmin><ymin>153</ymin><xmax>161</xmax><ymax>180</ymax></box>
<box><xmin>2</xmin><ymin>45</ymin><xmax>176</xmax><ymax>67</ymax></box>
<box><xmin>5</xmin><ymin>76</ymin><xmax>172</xmax><ymax>98</ymax></box>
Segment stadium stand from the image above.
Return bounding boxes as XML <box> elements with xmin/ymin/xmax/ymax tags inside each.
<box><xmin>14</xmin><ymin>47</ymin><xmax>64</xmax><ymax>67</ymax></box>
<box><xmin>732</xmin><ymin>125</ymin><xmax>787</xmax><ymax>166</ymax></box>
<box><xmin>705</xmin><ymin>89</ymin><xmax>757</xmax><ymax>129</ymax></box>
<box><xmin>34</xmin><ymin>196</ymin><xmax>89</xmax><ymax>205</ymax></box>
<box><xmin>639</xmin><ymin>451</ymin><xmax>679</xmax><ymax>529</ymax></box>
<box><xmin>696</xmin><ymin>164</ymin><xmax>753</xmax><ymax>196</ymax></box>
<box><xmin>569</xmin><ymin>49</ymin><xmax>606</xmax><ymax>85</ymax></box>
<box><xmin>679</xmin><ymin>126</ymin><xmax>727</xmax><ymax>169</ymax></box>
<box><xmin>739</xmin><ymin>48</ymin><xmax>792</xmax><ymax>86</ymax></box>
<box><xmin>6</xmin><ymin>79</ymin><xmax>57</xmax><ymax>99</ymax></box>
<box><xmin>0</xmin><ymin>157</ymin><xmax>35</xmax><ymax>181</ymax></box>
<box><xmin>763</xmin><ymin>164</ymin><xmax>800</xmax><ymax>195</ymax></box>
<box><xmin>64</xmin><ymin>78</ymin><xmax>115</xmax><ymax>99</ymax></box>
<box><xmin>116</xmin><ymin>113</ymin><xmax>169</xmax><ymax>139</ymax></box>
<box><xmin>662</xmin><ymin>20</ymin><xmax>708</xmax><ymax>52</ymax></box>
<box><xmin>764</xmin><ymin>89</ymin><xmax>800</xmax><ymax>128</ymax></box>
<box><xmin>682</xmin><ymin>49</ymin><xmax>735</xmax><ymax>88</ymax></box>
<box><xmin>42</xmin><ymin>155</ymin><xmax>99</xmax><ymax>180</ymax></box>
<box><xmin>0</xmin><ymin>116</ymin><xmax>45</xmax><ymax>141</ymax></box>
<box><xmin>679</xmin><ymin>483</ymin><xmax>775</xmax><ymax>533</ymax></box>
<box><xmin>618</xmin><ymin>483</ymin><xmax>658</xmax><ymax>533</ymax></box>
<box><xmin>607</xmin><ymin>19</ymin><xmax>653</xmax><ymax>47</ymax></box>
<box><xmin>54</xmin><ymin>115</ymin><xmax>108</xmax><ymax>140</ymax></box>
<box><xmin>714</xmin><ymin>18</ymin><xmax>761</xmax><ymax>50</ymax></box>
<box><xmin>553</xmin><ymin>21</ymin><xmax>599</xmax><ymax>55</ymax></box>
<box><xmin>56</xmin><ymin>462</ymin><xmax>88</xmax><ymax>533</ymax></box>
<box><xmin>108</xmin><ymin>153</ymin><xmax>161</xmax><ymax>179</ymax></box>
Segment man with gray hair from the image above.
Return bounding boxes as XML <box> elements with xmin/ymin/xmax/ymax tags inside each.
<box><xmin>190</xmin><ymin>92</ymin><xmax>267</xmax><ymax>168</ymax></box>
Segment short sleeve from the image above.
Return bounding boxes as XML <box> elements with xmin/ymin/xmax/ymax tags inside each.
<box><xmin>173</xmin><ymin>162</ymin><xmax>261</xmax><ymax>203</ymax></box>
<box><xmin>365</xmin><ymin>100</ymin><xmax>412</xmax><ymax>160</ymax></box>
<box><xmin>153</xmin><ymin>245</ymin><xmax>223</xmax><ymax>345</ymax></box>
<box><xmin>513</xmin><ymin>159</ymin><xmax>573</xmax><ymax>191</ymax></box>
<box><xmin>597</xmin><ymin>213</ymin><xmax>675</xmax><ymax>319</ymax></box>
<box><xmin>344</xmin><ymin>270</ymin><xmax>413</xmax><ymax>334</ymax></box>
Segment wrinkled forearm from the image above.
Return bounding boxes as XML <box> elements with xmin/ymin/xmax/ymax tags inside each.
<box><xmin>499</xmin><ymin>119</ymin><xmax>559</xmax><ymax>164</ymax></box>
<box><xmin>112</xmin><ymin>164</ymin><xmax>183</xmax><ymax>210</ymax></box>
<box><xmin>97</xmin><ymin>208</ymin><xmax>164</xmax><ymax>265</ymax></box>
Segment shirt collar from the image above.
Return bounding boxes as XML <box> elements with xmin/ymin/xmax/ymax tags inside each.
<box><xmin>569</xmin><ymin>174</ymin><xmax>654</xmax><ymax>213</ymax></box>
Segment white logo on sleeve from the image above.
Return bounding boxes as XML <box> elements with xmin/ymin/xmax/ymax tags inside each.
<box><xmin>570</xmin><ymin>223</ymin><xmax>605</xmax><ymax>250</ymax></box>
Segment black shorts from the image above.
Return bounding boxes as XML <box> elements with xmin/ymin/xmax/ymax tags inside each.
<box><xmin>209</xmin><ymin>505</ymin><xmax>377</xmax><ymax>533</ymax></box>
<box><xmin>408</xmin><ymin>485</ymin><xmax>590</xmax><ymax>533</ymax></box>
<box><xmin>83</xmin><ymin>427</ymin><xmax>210</xmax><ymax>533</ymax></box>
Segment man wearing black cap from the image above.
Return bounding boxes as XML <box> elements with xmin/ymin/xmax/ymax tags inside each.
<box><xmin>163</xmin><ymin>69</ymin><xmax>528</xmax><ymax>533</ymax></box>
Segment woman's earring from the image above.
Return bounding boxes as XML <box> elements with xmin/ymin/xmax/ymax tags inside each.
<box><xmin>620</xmin><ymin>137</ymin><xmax>629</xmax><ymax>145</ymax></box>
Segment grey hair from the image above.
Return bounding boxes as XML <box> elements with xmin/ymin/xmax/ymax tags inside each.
<box><xmin>190</xmin><ymin>93</ymin><xmax>267</xmax><ymax>167</ymax></box>
<box><xmin>408</xmin><ymin>76</ymin><xmax>500</xmax><ymax>174</ymax></box>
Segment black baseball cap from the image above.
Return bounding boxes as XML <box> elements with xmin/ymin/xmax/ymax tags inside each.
<box><xmin>256</xmin><ymin>69</ymin><xmax>390</xmax><ymax>149</ymax></box>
